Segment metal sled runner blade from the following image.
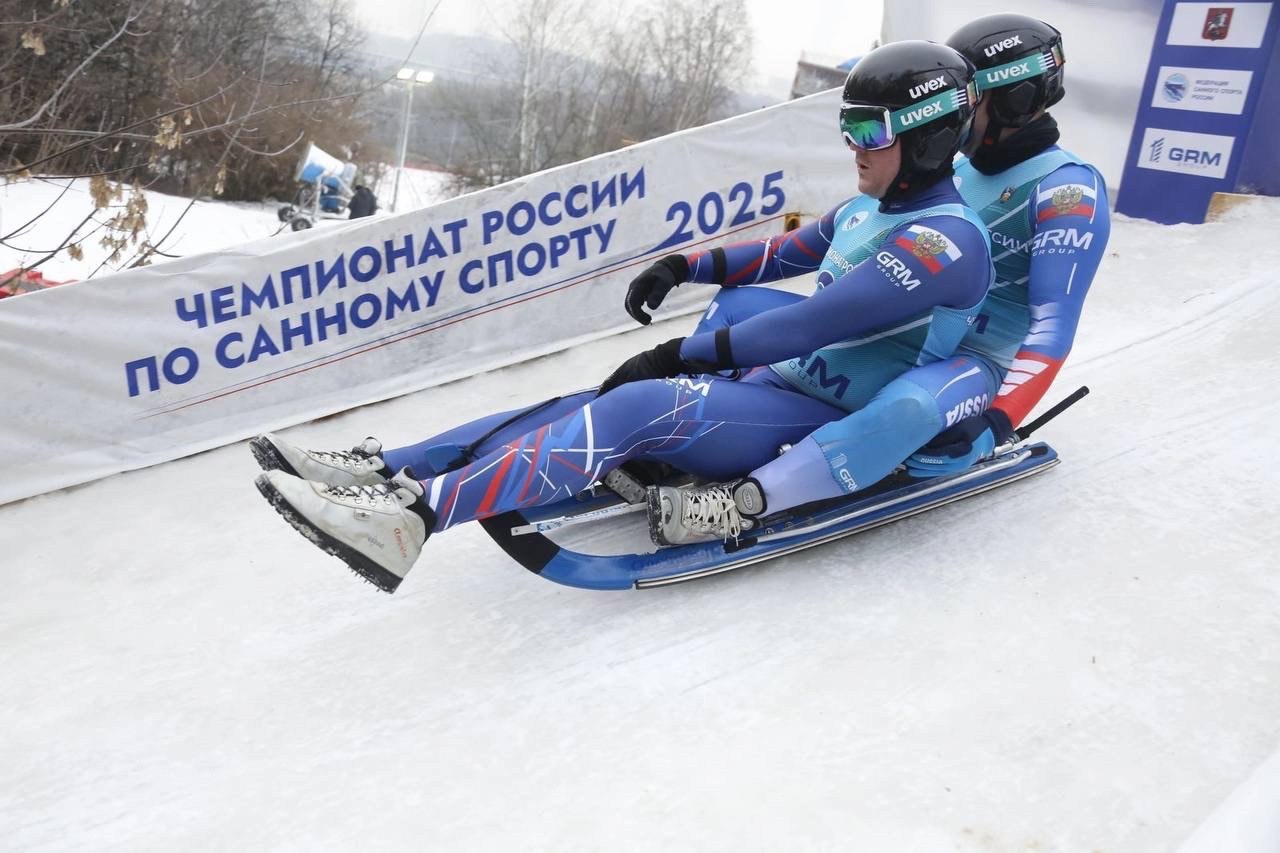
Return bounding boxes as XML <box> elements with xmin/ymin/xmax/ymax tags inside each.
<box><xmin>479</xmin><ymin>443</ymin><xmax>1060</xmax><ymax>591</ymax></box>
<box><xmin>509</xmin><ymin>501</ymin><xmax>646</xmax><ymax>535</ymax></box>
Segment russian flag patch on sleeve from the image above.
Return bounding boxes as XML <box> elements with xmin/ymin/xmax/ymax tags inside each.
<box><xmin>893</xmin><ymin>225</ymin><xmax>962</xmax><ymax>274</ymax></box>
<box><xmin>1036</xmin><ymin>182</ymin><xmax>1096</xmax><ymax>222</ymax></box>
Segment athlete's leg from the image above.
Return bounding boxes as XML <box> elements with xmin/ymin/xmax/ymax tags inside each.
<box><xmin>424</xmin><ymin>375</ymin><xmax>843</xmax><ymax>531</ymax></box>
<box><xmin>751</xmin><ymin>355</ymin><xmax>1001</xmax><ymax>513</ymax></box>
<box><xmin>388</xmin><ymin>289</ymin><xmax>803</xmax><ymax>476</ymax></box>
<box><xmin>381</xmin><ymin>390</ymin><xmax>595</xmax><ymax>476</ymax></box>
<box><xmin>256</xmin><ymin>390</ymin><xmax>600</xmax><ymax>485</ymax></box>
<box><xmin>689</xmin><ymin>286</ymin><xmax>803</xmax><ymax>336</ymax></box>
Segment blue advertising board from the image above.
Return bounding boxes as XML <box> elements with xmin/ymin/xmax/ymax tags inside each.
<box><xmin>1116</xmin><ymin>1</ymin><xmax>1280</xmax><ymax>223</ymax></box>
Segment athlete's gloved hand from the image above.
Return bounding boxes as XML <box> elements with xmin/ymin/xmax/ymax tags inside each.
<box><xmin>597</xmin><ymin>337</ymin><xmax>690</xmax><ymax>396</ymax></box>
<box><xmin>905</xmin><ymin>409</ymin><xmax>1015</xmax><ymax>478</ymax></box>
<box><xmin>625</xmin><ymin>255</ymin><xmax>690</xmax><ymax>325</ymax></box>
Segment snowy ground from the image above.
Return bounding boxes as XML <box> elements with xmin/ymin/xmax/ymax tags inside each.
<box><xmin>372</xmin><ymin>166</ymin><xmax>456</xmax><ymax>215</ymax></box>
<box><xmin>0</xmin><ymin>168</ymin><xmax>456</xmax><ymax>283</ymax></box>
<box><xmin>2</xmin><ymin>197</ymin><xmax>1280</xmax><ymax>851</ymax></box>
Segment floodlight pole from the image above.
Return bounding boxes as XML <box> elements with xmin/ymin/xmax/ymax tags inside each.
<box><xmin>392</xmin><ymin>69</ymin><xmax>433</xmax><ymax>214</ymax></box>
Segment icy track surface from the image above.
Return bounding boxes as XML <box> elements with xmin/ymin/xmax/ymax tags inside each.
<box><xmin>3</xmin><ymin>203</ymin><xmax>1280</xmax><ymax>852</ymax></box>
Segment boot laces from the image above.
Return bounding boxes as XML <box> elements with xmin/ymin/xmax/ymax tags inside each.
<box><xmin>311</xmin><ymin>440</ymin><xmax>378</xmax><ymax>468</ymax></box>
<box><xmin>323</xmin><ymin>482</ymin><xmax>401</xmax><ymax>507</ymax></box>
<box><xmin>680</xmin><ymin>485</ymin><xmax>743</xmax><ymax>540</ymax></box>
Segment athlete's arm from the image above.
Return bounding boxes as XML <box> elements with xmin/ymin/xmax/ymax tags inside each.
<box><xmin>992</xmin><ymin>164</ymin><xmax>1111</xmax><ymax>426</ymax></box>
<box><xmin>685</xmin><ymin>201</ymin><xmax>848</xmax><ymax>286</ymax></box>
<box><xmin>679</xmin><ymin>215</ymin><xmax>991</xmax><ymax>368</ymax></box>
<box><xmin>626</xmin><ymin>201</ymin><xmax>851</xmax><ymax>325</ymax></box>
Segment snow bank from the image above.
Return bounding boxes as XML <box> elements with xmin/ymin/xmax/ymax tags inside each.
<box><xmin>0</xmin><ymin>168</ymin><xmax>457</xmax><ymax>283</ymax></box>
<box><xmin>1179</xmin><ymin>742</ymin><xmax>1280</xmax><ymax>853</ymax></box>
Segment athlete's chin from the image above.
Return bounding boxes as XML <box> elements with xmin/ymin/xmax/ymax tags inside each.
<box><xmin>856</xmin><ymin>173</ymin><xmax>886</xmax><ymax>198</ymax></box>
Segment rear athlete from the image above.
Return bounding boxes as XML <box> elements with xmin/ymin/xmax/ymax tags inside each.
<box><xmin>907</xmin><ymin>14</ymin><xmax>1110</xmax><ymax>475</ymax></box>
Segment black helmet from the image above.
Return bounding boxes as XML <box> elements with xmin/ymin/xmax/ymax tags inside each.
<box><xmin>840</xmin><ymin>40</ymin><xmax>977</xmax><ymax>199</ymax></box>
<box><xmin>946</xmin><ymin>14</ymin><xmax>1065</xmax><ymax>133</ymax></box>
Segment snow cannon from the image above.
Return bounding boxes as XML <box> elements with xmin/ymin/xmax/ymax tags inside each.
<box><xmin>295</xmin><ymin>143</ymin><xmax>356</xmax><ymax>192</ymax></box>
<box><xmin>277</xmin><ymin>143</ymin><xmax>359</xmax><ymax>231</ymax></box>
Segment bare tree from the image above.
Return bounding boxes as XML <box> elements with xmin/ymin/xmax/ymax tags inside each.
<box><xmin>638</xmin><ymin>0</ymin><xmax>753</xmax><ymax>132</ymax></box>
<box><xmin>0</xmin><ymin>0</ymin><xmax>402</xmax><ymax>280</ymax></box>
<box><xmin>445</xmin><ymin>0</ymin><xmax>754</xmax><ymax>191</ymax></box>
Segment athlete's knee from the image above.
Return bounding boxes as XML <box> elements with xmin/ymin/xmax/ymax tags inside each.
<box><xmin>905</xmin><ymin>358</ymin><xmax>999</xmax><ymax>431</ymax></box>
<box><xmin>708</xmin><ymin>287</ymin><xmax>753</xmax><ymax>312</ymax></box>
<box><xmin>814</xmin><ymin>380</ymin><xmax>942</xmax><ymax>452</ymax></box>
<box><xmin>898</xmin><ymin>376</ymin><xmax>951</xmax><ymax>421</ymax></box>
<box><xmin>594</xmin><ymin>377</ymin><xmax>674</xmax><ymax>412</ymax></box>
<box><xmin>698</xmin><ymin>286</ymin><xmax>800</xmax><ymax>331</ymax></box>
<box><xmin>696</xmin><ymin>289</ymin><xmax>746</xmax><ymax>332</ymax></box>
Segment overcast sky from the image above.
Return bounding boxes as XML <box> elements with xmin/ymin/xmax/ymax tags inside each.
<box><xmin>351</xmin><ymin>0</ymin><xmax>884</xmax><ymax>99</ymax></box>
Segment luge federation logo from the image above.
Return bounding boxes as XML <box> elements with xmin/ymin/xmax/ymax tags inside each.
<box><xmin>1162</xmin><ymin>72</ymin><xmax>1188</xmax><ymax>102</ymax></box>
<box><xmin>1203</xmin><ymin>8</ymin><xmax>1232</xmax><ymax>40</ymax></box>
<box><xmin>894</xmin><ymin>225</ymin><xmax>961</xmax><ymax>273</ymax></box>
<box><xmin>841</xmin><ymin>210</ymin><xmax>869</xmax><ymax>231</ymax></box>
<box><xmin>999</xmin><ymin>185</ymin><xmax>1016</xmax><ymax>203</ymax></box>
<box><xmin>1036</xmin><ymin>183</ymin><xmax>1096</xmax><ymax>222</ymax></box>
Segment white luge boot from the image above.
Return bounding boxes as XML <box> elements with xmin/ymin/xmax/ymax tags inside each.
<box><xmin>648</xmin><ymin>479</ymin><xmax>765</xmax><ymax>546</ymax></box>
<box><xmin>249</xmin><ymin>434</ymin><xmax>391</xmax><ymax>486</ymax></box>
<box><xmin>255</xmin><ymin>467</ymin><xmax>435</xmax><ymax>593</ymax></box>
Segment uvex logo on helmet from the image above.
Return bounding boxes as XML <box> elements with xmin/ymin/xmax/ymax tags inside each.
<box><xmin>984</xmin><ymin>35</ymin><xmax>1023</xmax><ymax>56</ymax></box>
<box><xmin>908</xmin><ymin>75</ymin><xmax>948</xmax><ymax>99</ymax></box>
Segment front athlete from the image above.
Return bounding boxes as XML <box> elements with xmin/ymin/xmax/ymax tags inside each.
<box><xmin>252</xmin><ymin>42</ymin><xmax>995</xmax><ymax>593</ymax></box>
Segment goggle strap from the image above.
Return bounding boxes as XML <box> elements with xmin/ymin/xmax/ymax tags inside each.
<box><xmin>975</xmin><ymin>48</ymin><xmax>1062</xmax><ymax>92</ymax></box>
<box><xmin>887</xmin><ymin>85</ymin><xmax>974</xmax><ymax>135</ymax></box>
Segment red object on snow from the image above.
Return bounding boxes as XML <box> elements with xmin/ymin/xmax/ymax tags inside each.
<box><xmin>0</xmin><ymin>268</ymin><xmax>71</xmax><ymax>298</ymax></box>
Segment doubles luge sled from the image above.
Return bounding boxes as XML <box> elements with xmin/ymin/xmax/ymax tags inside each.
<box><xmin>481</xmin><ymin>441</ymin><xmax>1059</xmax><ymax>590</ymax></box>
<box><xmin>479</xmin><ymin>387</ymin><xmax>1088</xmax><ymax>590</ymax></box>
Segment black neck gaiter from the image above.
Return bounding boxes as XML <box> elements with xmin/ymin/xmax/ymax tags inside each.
<box><xmin>970</xmin><ymin>114</ymin><xmax>1061</xmax><ymax>175</ymax></box>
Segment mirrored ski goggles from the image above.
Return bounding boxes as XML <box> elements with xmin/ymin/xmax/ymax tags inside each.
<box><xmin>839</xmin><ymin>104</ymin><xmax>897</xmax><ymax>150</ymax></box>
<box><xmin>974</xmin><ymin>45</ymin><xmax>1064</xmax><ymax>92</ymax></box>
<box><xmin>839</xmin><ymin>82</ymin><xmax>977</xmax><ymax>151</ymax></box>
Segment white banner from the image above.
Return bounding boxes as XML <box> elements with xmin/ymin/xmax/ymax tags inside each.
<box><xmin>0</xmin><ymin>90</ymin><xmax>854</xmax><ymax>505</ymax></box>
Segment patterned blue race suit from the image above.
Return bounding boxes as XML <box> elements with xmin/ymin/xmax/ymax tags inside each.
<box><xmin>379</xmin><ymin>177</ymin><xmax>995</xmax><ymax>530</ymax></box>
<box><xmin>950</xmin><ymin>148</ymin><xmax>1110</xmax><ymax>427</ymax></box>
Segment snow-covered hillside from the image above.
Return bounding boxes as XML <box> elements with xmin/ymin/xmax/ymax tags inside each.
<box><xmin>1</xmin><ymin>197</ymin><xmax>1279</xmax><ymax>851</ymax></box>
<box><xmin>0</xmin><ymin>168</ymin><xmax>455</xmax><ymax>283</ymax></box>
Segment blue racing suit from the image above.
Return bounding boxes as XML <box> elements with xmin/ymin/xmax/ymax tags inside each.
<box><xmin>952</xmin><ymin>147</ymin><xmax>1110</xmax><ymax>427</ymax></box>
<box><xmin>382</xmin><ymin>178</ymin><xmax>995</xmax><ymax>529</ymax></box>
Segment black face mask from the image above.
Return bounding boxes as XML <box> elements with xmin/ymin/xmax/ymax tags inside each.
<box><xmin>970</xmin><ymin>113</ymin><xmax>1061</xmax><ymax>175</ymax></box>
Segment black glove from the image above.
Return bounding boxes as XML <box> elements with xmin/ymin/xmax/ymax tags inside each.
<box><xmin>598</xmin><ymin>338</ymin><xmax>690</xmax><ymax>396</ymax></box>
<box><xmin>625</xmin><ymin>255</ymin><xmax>690</xmax><ymax>325</ymax></box>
